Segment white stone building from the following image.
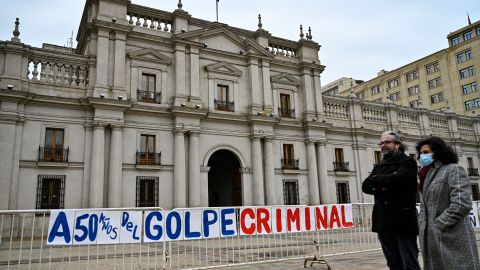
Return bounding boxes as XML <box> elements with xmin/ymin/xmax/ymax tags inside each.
<box><xmin>0</xmin><ymin>0</ymin><xmax>479</xmax><ymax>211</ymax></box>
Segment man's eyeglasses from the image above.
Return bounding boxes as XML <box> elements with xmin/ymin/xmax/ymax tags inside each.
<box><xmin>378</xmin><ymin>140</ymin><xmax>395</xmax><ymax>146</ymax></box>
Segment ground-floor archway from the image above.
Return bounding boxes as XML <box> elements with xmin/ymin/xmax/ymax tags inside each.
<box><xmin>207</xmin><ymin>149</ymin><xmax>242</xmax><ymax>207</ymax></box>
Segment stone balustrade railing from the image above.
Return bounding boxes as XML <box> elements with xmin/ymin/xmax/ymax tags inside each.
<box><xmin>127</xmin><ymin>4</ymin><xmax>173</xmax><ymax>33</ymax></box>
<box><xmin>397</xmin><ymin>108</ymin><xmax>420</xmax><ymax>128</ymax></box>
<box><xmin>361</xmin><ymin>103</ymin><xmax>387</xmax><ymax>124</ymax></box>
<box><xmin>457</xmin><ymin>118</ymin><xmax>475</xmax><ymax>135</ymax></box>
<box><xmin>428</xmin><ymin>113</ymin><xmax>449</xmax><ymax>131</ymax></box>
<box><xmin>27</xmin><ymin>48</ymin><xmax>90</xmax><ymax>88</ymax></box>
<box><xmin>322</xmin><ymin>96</ymin><xmax>350</xmax><ymax>119</ymax></box>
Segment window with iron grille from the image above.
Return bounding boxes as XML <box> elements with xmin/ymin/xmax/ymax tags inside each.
<box><xmin>136</xmin><ymin>176</ymin><xmax>159</xmax><ymax>207</ymax></box>
<box><xmin>336</xmin><ymin>182</ymin><xmax>350</xmax><ymax>204</ymax></box>
<box><xmin>36</xmin><ymin>175</ymin><xmax>65</xmax><ymax>209</ymax></box>
<box><xmin>283</xmin><ymin>180</ymin><xmax>299</xmax><ymax>205</ymax></box>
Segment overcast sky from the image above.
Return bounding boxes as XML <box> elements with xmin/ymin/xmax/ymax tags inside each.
<box><xmin>0</xmin><ymin>0</ymin><xmax>478</xmax><ymax>85</ymax></box>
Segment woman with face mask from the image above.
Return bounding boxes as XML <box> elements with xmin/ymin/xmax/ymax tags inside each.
<box><xmin>416</xmin><ymin>136</ymin><xmax>479</xmax><ymax>270</ymax></box>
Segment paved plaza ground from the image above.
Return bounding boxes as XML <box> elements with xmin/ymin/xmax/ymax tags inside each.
<box><xmin>231</xmin><ymin>250</ymin><xmax>406</xmax><ymax>269</ymax></box>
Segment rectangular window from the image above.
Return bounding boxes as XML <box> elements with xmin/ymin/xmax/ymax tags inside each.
<box><xmin>405</xmin><ymin>70</ymin><xmax>418</xmax><ymax>82</ymax></box>
<box><xmin>462</xmin><ymin>82</ymin><xmax>478</xmax><ymax>95</ymax></box>
<box><xmin>471</xmin><ymin>184</ymin><xmax>480</xmax><ymax>201</ymax></box>
<box><xmin>136</xmin><ymin>176</ymin><xmax>159</xmax><ymax>207</ymax></box>
<box><xmin>407</xmin><ymin>85</ymin><xmax>419</xmax><ymax>96</ymax></box>
<box><xmin>389</xmin><ymin>91</ymin><xmax>401</xmax><ymax>101</ymax></box>
<box><xmin>336</xmin><ymin>182</ymin><xmax>351</xmax><ymax>204</ymax></box>
<box><xmin>409</xmin><ymin>100</ymin><xmax>419</xmax><ymax>108</ymax></box>
<box><xmin>451</xmin><ymin>36</ymin><xmax>461</xmax><ymax>46</ymax></box>
<box><xmin>387</xmin><ymin>77</ymin><xmax>400</xmax><ymax>89</ymax></box>
<box><xmin>374</xmin><ymin>151</ymin><xmax>382</xmax><ymax>165</ymax></box>
<box><xmin>426</xmin><ymin>62</ymin><xmax>440</xmax><ymax>74</ymax></box>
<box><xmin>138</xmin><ymin>134</ymin><xmax>159</xmax><ymax>165</ymax></box>
<box><xmin>430</xmin><ymin>92</ymin><xmax>444</xmax><ymax>104</ymax></box>
<box><xmin>215</xmin><ymin>84</ymin><xmax>233</xmax><ymax>111</ymax></box>
<box><xmin>371</xmin><ymin>85</ymin><xmax>381</xmax><ymax>95</ymax></box>
<box><xmin>465</xmin><ymin>98</ymin><xmax>480</xmax><ymax>110</ymax></box>
<box><xmin>36</xmin><ymin>175</ymin><xmax>65</xmax><ymax>209</ymax></box>
<box><xmin>42</xmin><ymin>128</ymin><xmax>66</xmax><ymax>162</ymax></box>
<box><xmin>457</xmin><ymin>50</ymin><xmax>472</xmax><ymax>63</ymax></box>
<box><xmin>428</xmin><ymin>77</ymin><xmax>442</xmax><ymax>89</ymax></box>
<box><xmin>283</xmin><ymin>180</ymin><xmax>299</xmax><ymax>205</ymax></box>
<box><xmin>460</xmin><ymin>66</ymin><xmax>475</xmax><ymax>79</ymax></box>
<box><xmin>138</xmin><ymin>73</ymin><xmax>159</xmax><ymax>103</ymax></box>
<box><xmin>468</xmin><ymin>157</ymin><xmax>474</xmax><ymax>169</ymax></box>
<box><xmin>477</xmin><ymin>28</ymin><xmax>480</xmax><ymax>36</ymax></box>
<box><xmin>334</xmin><ymin>148</ymin><xmax>349</xmax><ymax>171</ymax></box>
<box><xmin>282</xmin><ymin>144</ymin><xmax>298</xmax><ymax>169</ymax></box>
<box><xmin>464</xmin><ymin>31</ymin><xmax>473</xmax><ymax>41</ymax></box>
<box><xmin>279</xmin><ymin>94</ymin><xmax>294</xmax><ymax>118</ymax></box>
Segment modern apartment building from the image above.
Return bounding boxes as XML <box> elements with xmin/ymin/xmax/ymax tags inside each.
<box><xmin>321</xmin><ymin>77</ymin><xmax>363</xmax><ymax>96</ymax></box>
<box><xmin>343</xmin><ymin>20</ymin><xmax>480</xmax><ymax>116</ymax></box>
<box><xmin>0</xmin><ymin>0</ymin><xmax>479</xmax><ymax>211</ymax></box>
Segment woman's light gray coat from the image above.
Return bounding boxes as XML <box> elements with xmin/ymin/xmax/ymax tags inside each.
<box><xmin>419</xmin><ymin>162</ymin><xmax>480</xmax><ymax>270</ymax></box>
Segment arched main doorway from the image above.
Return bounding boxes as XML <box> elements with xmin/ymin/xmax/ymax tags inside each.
<box><xmin>207</xmin><ymin>150</ymin><xmax>242</xmax><ymax>207</ymax></box>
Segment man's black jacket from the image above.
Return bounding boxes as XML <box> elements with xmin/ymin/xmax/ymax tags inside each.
<box><xmin>362</xmin><ymin>151</ymin><xmax>419</xmax><ymax>236</ymax></box>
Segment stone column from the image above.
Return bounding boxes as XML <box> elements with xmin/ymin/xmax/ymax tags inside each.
<box><xmin>316</xmin><ymin>142</ymin><xmax>330</xmax><ymax>204</ymax></box>
<box><xmin>306</xmin><ymin>140</ymin><xmax>320</xmax><ymax>205</ymax></box>
<box><xmin>173</xmin><ymin>130</ymin><xmax>186</xmax><ymax>208</ymax></box>
<box><xmin>188</xmin><ymin>131</ymin><xmax>201</xmax><ymax>207</ymax></box>
<box><xmin>89</xmin><ymin>123</ymin><xmax>105</xmax><ymax>208</ymax></box>
<box><xmin>264</xmin><ymin>137</ymin><xmax>275</xmax><ymax>205</ymax></box>
<box><xmin>108</xmin><ymin>125</ymin><xmax>123</xmax><ymax>208</ymax></box>
<box><xmin>251</xmin><ymin>137</ymin><xmax>265</xmax><ymax>205</ymax></box>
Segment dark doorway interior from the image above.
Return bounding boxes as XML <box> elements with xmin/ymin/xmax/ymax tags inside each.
<box><xmin>208</xmin><ymin>150</ymin><xmax>242</xmax><ymax>207</ymax></box>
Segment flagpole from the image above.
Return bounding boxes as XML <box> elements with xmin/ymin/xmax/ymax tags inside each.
<box><xmin>216</xmin><ymin>0</ymin><xmax>219</xmax><ymax>22</ymax></box>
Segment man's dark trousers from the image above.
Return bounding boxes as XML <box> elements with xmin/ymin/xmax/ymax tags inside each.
<box><xmin>378</xmin><ymin>232</ymin><xmax>420</xmax><ymax>270</ymax></box>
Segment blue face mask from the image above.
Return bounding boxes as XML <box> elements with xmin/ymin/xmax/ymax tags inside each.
<box><xmin>419</xmin><ymin>153</ymin><xmax>434</xmax><ymax>166</ymax></box>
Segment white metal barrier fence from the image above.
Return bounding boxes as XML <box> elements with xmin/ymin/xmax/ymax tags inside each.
<box><xmin>2</xmin><ymin>202</ymin><xmax>477</xmax><ymax>270</ymax></box>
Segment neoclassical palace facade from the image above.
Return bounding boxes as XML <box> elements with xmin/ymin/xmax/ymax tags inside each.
<box><xmin>0</xmin><ymin>0</ymin><xmax>479</xmax><ymax>211</ymax></box>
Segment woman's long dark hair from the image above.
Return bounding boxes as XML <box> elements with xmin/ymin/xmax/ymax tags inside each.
<box><xmin>415</xmin><ymin>136</ymin><xmax>458</xmax><ymax>164</ymax></box>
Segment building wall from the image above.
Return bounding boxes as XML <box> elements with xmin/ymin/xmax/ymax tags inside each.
<box><xmin>0</xmin><ymin>0</ymin><xmax>479</xmax><ymax>211</ymax></box>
